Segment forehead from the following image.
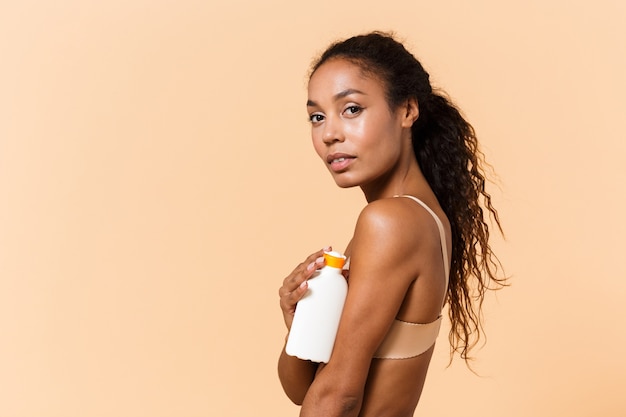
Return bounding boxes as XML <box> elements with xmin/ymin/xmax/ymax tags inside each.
<box><xmin>307</xmin><ymin>58</ymin><xmax>386</xmax><ymax>99</ymax></box>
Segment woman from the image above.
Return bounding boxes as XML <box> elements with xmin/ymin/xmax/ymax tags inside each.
<box><xmin>277</xmin><ymin>32</ymin><xmax>505</xmax><ymax>417</ymax></box>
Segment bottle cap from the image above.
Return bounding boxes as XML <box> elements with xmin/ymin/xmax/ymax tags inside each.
<box><xmin>323</xmin><ymin>251</ymin><xmax>346</xmax><ymax>269</ymax></box>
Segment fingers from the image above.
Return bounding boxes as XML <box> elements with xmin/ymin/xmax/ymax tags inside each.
<box><xmin>279</xmin><ymin>247</ymin><xmax>331</xmax><ymax>297</ymax></box>
<box><xmin>278</xmin><ymin>255</ymin><xmax>322</xmax><ymax>301</ymax></box>
<box><xmin>279</xmin><ymin>280</ymin><xmax>307</xmax><ymax>316</ymax></box>
<box><xmin>278</xmin><ymin>247</ymin><xmax>331</xmax><ymax>320</ymax></box>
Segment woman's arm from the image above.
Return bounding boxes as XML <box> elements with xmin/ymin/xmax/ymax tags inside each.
<box><xmin>277</xmin><ymin>249</ymin><xmax>328</xmax><ymax>404</ymax></box>
<box><xmin>299</xmin><ymin>200</ymin><xmax>423</xmax><ymax>417</ymax></box>
<box><xmin>278</xmin><ymin>343</ymin><xmax>319</xmax><ymax>404</ymax></box>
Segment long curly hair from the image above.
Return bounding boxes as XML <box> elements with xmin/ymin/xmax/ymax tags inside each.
<box><xmin>311</xmin><ymin>31</ymin><xmax>507</xmax><ymax>363</ymax></box>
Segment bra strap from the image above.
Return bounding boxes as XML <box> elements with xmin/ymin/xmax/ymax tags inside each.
<box><xmin>395</xmin><ymin>195</ymin><xmax>450</xmax><ymax>302</ymax></box>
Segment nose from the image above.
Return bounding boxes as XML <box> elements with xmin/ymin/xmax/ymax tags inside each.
<box><xmin>321</xmin><ymin>116</ymin><xmax>344</xmax><ymax>144</ymax></box>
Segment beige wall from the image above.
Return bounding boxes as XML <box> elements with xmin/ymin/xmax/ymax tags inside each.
<box><xmin>1</xmin><ymin>0</ymin><xmax>625</xmax><ymax>416</ymax></box>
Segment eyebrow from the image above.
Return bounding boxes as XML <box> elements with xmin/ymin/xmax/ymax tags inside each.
<box><xmin>307</xmin><ymin>88</ymin><xmax>366</xmax><ymax>107</ymax></box>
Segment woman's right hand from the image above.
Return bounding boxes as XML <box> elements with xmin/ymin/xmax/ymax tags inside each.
<box><xmin>278</xmin><ymin>247</ymin><xmax>330</xmax><ymax>330</ymax></box>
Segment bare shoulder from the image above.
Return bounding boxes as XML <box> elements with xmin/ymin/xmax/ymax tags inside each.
<box><xmin>352</xmin><ymin>198</ymin><xmax>441</xmax><ymax>269</ymax></box>
<box><xmin>355</xmin><ymin>198</ymin><xmax>439</xmax><ymax>244</ymax></box>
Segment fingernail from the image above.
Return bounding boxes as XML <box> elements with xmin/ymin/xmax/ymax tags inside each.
<box><xmin>306</xmin><ymin>262</ymin><xmax>315</xmax><ymax>271</ymax></box>
<box><xmin>315</xmin><ymin>256</ymin><xmax>324</xmax><ymax>265</ymax></box>
<box><xmin>323</xmin><ymin>246</ymin><xmax>332</xmax><ymax>252</ymax></box>
<box><xmin>299</xmin><ymin>281</ymin><xmax>307</xmax><ymax>289</ymax></box>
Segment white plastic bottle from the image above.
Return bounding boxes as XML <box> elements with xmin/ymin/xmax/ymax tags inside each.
<box><xmin>285</xmin><ymin>251</ymin><xmax>348</xmax><ymax>363</ymax></box>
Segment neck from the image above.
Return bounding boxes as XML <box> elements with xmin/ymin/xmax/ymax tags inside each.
<box><xmin>361</xmin><ymin>156</ymin><xmax>429</xmax><ymax>203</ymax></box>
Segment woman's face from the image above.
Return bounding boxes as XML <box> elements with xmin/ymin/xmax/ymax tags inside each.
<box><xmin>307</xmin><ymin>58</ymin><xmax>409</xmax><ymax>190</ymax></box>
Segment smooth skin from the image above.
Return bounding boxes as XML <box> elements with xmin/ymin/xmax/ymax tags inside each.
<box><xmin>278</xmin><ymin>58</ymin><xmax>451</xmax><ymax>417</ymax></box>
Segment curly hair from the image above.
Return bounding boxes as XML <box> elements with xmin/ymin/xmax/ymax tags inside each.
<box><xmin>311</xmin><ymin>31</ymin><xmax>507</xmax><ymax>363</ymax></box>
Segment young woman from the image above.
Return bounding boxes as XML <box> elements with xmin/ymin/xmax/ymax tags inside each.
<box><xmin>277</xmin><ymin>32</ymin><xmax>505</xmax><ymax>417</ymax></box>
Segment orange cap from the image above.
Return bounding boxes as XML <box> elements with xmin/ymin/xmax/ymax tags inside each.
<box><xmin>323</xmin><ymin>251</ymin><xmax>346</xmax><ymax>269</ymax></box>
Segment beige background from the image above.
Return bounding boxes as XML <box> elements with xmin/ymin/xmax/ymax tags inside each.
<box><xmin>1</xmin><ymin>0</ymin><xmax>625</xmax><ymax>416</ymax></box>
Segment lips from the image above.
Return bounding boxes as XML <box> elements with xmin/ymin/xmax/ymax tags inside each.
<box><xmin>327</xmin><ymin>153</ymin><xmax>355</xmax><ymax>172</ymax></box>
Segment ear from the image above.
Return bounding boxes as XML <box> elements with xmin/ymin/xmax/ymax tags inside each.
<box><xmin>400</xmin><ymin>97</ymin><xmax>419</xmax><ymax>128</ymax></box>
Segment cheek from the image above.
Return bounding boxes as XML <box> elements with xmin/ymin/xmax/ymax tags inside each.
<box><xmin>362</xmin><ymin>120</ymin><xmax>404</xmax><ymax>165</ymax></box>
<box><xmin>311</xmin><ymin>129</ymin><xmax>325</xmax><ymax>159</ymax></box>
<box><xmin>344</xmin><ymin>116</ymin><xmax>367</xmax><ymax>138</ymax></box>
<box><xmin>350</xmin><ymin>118</ymin><xmax>390</xmax><ymax>153</ymax></box>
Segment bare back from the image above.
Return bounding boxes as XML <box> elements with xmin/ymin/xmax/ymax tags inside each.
<box><xmin>314</xmin><ymin>195</ymin><xmax>451</xmax><ymax>416</ymax></box>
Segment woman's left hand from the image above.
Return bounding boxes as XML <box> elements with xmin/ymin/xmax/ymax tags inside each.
<box><xmin>278</xmin><ymin>247</ymin><xmax>330</xmax><ymax>330</ymax></box>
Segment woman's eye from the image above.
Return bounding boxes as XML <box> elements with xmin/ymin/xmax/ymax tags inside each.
<box><xmin>344</xmin><ymin>106</ymin><xmax>362</xmax><ymax>116</ymax></box>
<box><xmin>309</xmin><ymin>114</ymin><xmax>324</xmax><ymax>123</ymax></box>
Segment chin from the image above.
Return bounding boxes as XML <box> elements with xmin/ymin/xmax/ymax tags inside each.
<box><xmin>331</xmin><ymin>175</ymin><xmax>361</xmax><ymax>189</ymax></box>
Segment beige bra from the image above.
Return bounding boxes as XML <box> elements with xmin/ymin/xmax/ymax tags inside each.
<box><xmin>345</xmin><ymin>195</ymin><xmax>450</xmax><ymax>360</ymax></box>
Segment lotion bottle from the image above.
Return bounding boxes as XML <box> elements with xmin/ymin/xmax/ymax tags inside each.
<box><xmin>285</xmin><ymin>251</ymin><xmax>348</xmax><ymax>363</ymax></box>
